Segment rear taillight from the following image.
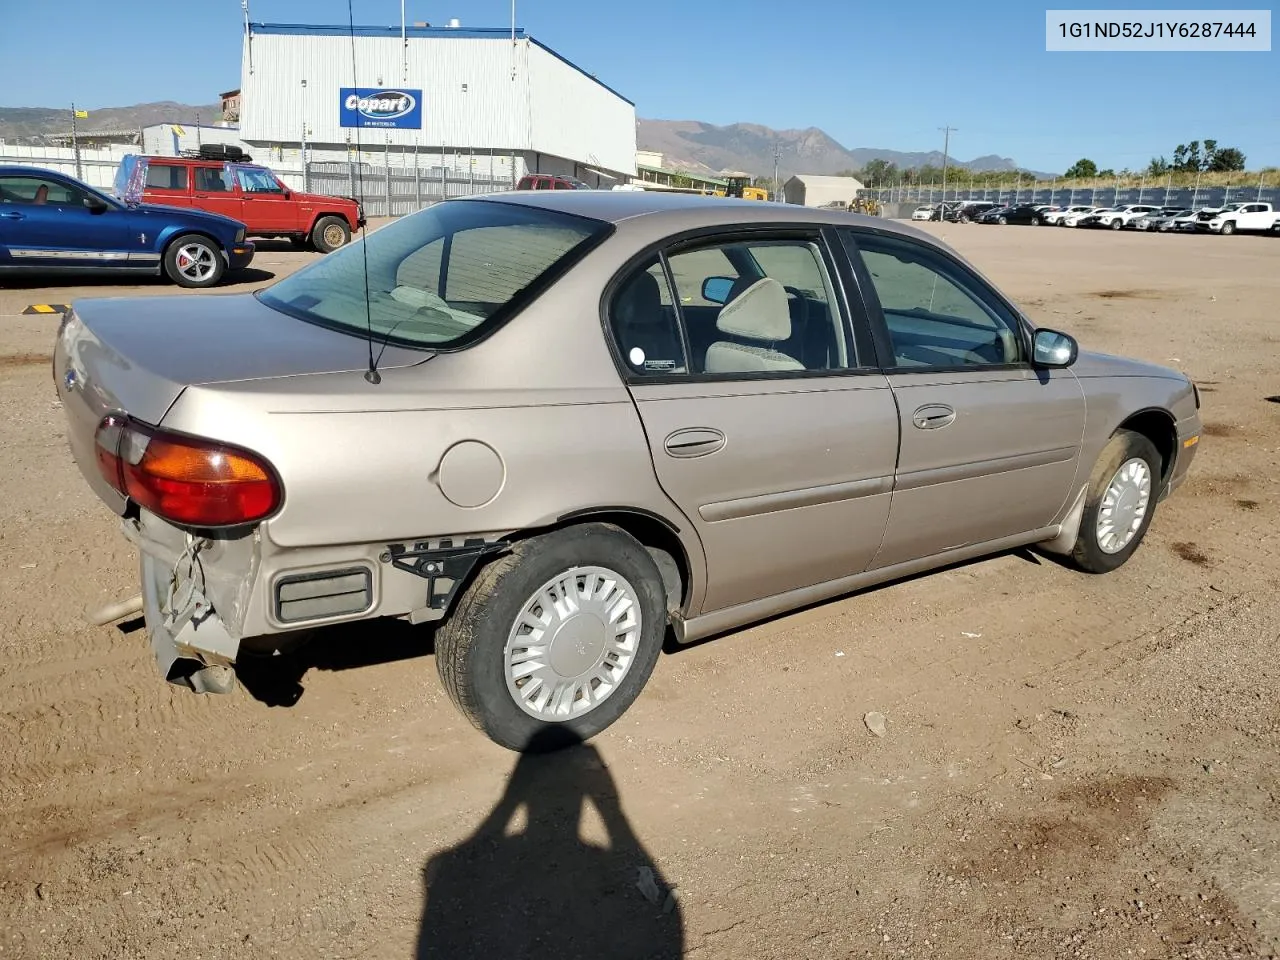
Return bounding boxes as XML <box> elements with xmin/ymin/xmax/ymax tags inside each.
<box><xmin>94</xmin><ymin>415</ymin><xmax>281</xmax><ymax>528</ymax></box>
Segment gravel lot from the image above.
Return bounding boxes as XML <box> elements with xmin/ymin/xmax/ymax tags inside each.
<box><xmin>1</xmin><ymin>221</ymin><xmax>1278</xmax><ymax>960</ymax></box>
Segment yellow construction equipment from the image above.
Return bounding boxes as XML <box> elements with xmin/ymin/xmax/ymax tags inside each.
<box><xmin>723</xmin><ymin>172</ymin><xmax>770</xmax><ymax>201</ymax></box>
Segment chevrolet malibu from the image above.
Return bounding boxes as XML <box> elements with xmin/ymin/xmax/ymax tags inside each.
<box><xmin>53</xmin><ymin>191</ymin><xmax>1202</xmax><ymax>751</ymax></box>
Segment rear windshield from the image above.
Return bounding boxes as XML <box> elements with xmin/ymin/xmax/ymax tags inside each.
<box><xmin>257</xmin><ymin>199</ymin><xmax>609</xmax><ymax>349</ymax></box>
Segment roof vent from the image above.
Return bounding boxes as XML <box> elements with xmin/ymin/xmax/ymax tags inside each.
<box><xmin>447</xmin><ymin>18</ymin><xmax>461</xmax><ymax>27</ymax></box>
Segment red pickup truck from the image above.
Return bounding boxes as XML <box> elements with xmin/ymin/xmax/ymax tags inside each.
<box><xmin>115</xmin><ymin>150</ymin><xmax>364</xmax><ymax>253</ymax></box>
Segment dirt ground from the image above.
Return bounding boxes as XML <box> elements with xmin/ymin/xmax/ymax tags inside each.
<box><xmin>1</xmin><ymin>222</ymin><xmax>1277</xmax><ymax>960</ymax></box>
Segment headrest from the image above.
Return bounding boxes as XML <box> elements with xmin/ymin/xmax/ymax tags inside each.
<box><xmin>616</xmin><ymin>270</ymin><xmax>662</xmax><ymax>326</ymax></box>
<box><xmin>715</xmin><ymin>277</ymin><xmax>791</xmax><ymax>342</ymax></box>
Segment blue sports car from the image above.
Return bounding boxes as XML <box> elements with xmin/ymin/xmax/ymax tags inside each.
<box><xmin>0</xmin><ymin>165</ymin><xmax>254</xmax><ymax>288</ymax></box>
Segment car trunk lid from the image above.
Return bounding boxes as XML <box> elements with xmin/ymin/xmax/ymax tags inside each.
<box><xmin>53</xmin><ymin>293</ymin><xmax>428</xmax><ymax>514</ymax></box>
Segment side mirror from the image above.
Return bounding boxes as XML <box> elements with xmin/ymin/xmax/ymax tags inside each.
<box><xmin>701</xmin><ymin>276</ymin><xmax>735</xmax><ymax>304</ymax></box>
<box><xmin>84</xmin><ymin>196</ymin><xmax>109</xmax><ymax>214</ymax></box>
<box><xmin>1032</xmin><ymin>328</ymin><xmax>1078</xmax><ymax>368</ymax></box>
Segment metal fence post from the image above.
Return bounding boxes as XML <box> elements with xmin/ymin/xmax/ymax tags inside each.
<box><xmin>414</xmin><ymin>141</ymin><xmax>422</xmax><ymax>209</ymax></box>
<box><xmin>441</xmin><ymin>144</ymin><xmax>447</xmax><ymax>199</ymax></box>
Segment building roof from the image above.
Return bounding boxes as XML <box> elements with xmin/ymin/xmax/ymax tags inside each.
<box><xmin>786</xmin><ymin>174</ymin><xmax>867</xmax><ymax>189</ymax></box>
<box><xmin>247</xmin><ymin>22</ymin><xmax>634</xmax><ymax>106</ymax></box>
<box><xmin>636</xmin><ymin>162</ymin><xmax>727</xmax><ymax>187</ymax></box>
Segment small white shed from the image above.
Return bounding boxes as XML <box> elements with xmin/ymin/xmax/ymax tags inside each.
<box><xmin>783</xmin><ymin>174</ymin><xmax>866</xmax><ymax>207</ymax></box>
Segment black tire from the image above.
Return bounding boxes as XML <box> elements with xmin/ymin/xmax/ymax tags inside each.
<box><xmin>162</xmin><ymin>234</ymin><xmax>225</xmax><ymax>289</ymax></box>
<box><xmin>960</xmin><ymin>214</ymin><xmax>970</xmax><ymax>224</ymax></box>
<box><xmin>311</xmin><ymin>216</ymin><xmax>351</xmax><ymax>253</ymax></box>
<box><xmin>998</xmin><ymin>216</ymin><xmax>1008</xmax><ymax>225</ymax></box>
<box><xmin>1069</xmin><ymin>429</ymin><xmax>1162</xmax><ymax>574</ymax></box>
<box><xmin>1030</xmin><ymin>216</ymin><xmax>1040</xmax><ymax>226</ymax></box>
<box><xmin>1220</xmin><ymin>220</ymin><xmax>1236</xmax><ymax>236</ymax></box>
<box><xmin>288</xmin><ymin>235</ymin><xmax>310</xmax><ymax>250</ymax></box>
<box><xmin>1110</xmin><ymin>217</ymin><xmax>1123</xmax><ymax>230</ymax></box>
<box><xmin>435</xmin><ymin>523</ymin><xmax>668</xmax><ymax>752</ymax></box>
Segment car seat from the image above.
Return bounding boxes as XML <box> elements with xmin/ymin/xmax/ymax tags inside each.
<box><xmin>613</xmin><ymin>270</ymin><xmax>685</xmax><ymax>374</ymax></box>
<box><xmin>704</xmin><ymin>278</ymin><xmax>803</xmax><ymax>373</ymax></box>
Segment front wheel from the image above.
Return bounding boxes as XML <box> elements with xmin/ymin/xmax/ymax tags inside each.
<box><xmin>998</xmin><ymin>216</ymin><xmax>1008</xmax><ymax>225</ymax></box>
<box><xmin>163</xmin><ymin>234</ymin><xmax>225</xmax><ymax>288</ymax></box>
<box><xmin>1220</xmin><ymin>220</ymin><xmax>1236</xmax><ymax>236</ymax></box>
<box><xmin>1069</xmin><ymin>429</ymin><xmax>1162</xmax><ymax>574</ymax></box>
<box><xmin>311</xmin><ymin>216</ymin><xmax>352</xmax><ymax>253</ymax></box>
<box><xmin>435</xmin><ymin>524</ymin><xmax>668</xmax><ymax>752</ymax></box>
<box><xmin>1030</xmin><ymin>216</ymin><xmax>1040</xmax><ymax>226</ymax></box>
<box><xmin>1110</xmin><ymin>218</ymin><xmax>1123</xmax><ymax>230</ymax></box>
<box><xmin>960</xmin><ymin>214</ymin><xmax>971</xmax><ymax>223</ymax></box>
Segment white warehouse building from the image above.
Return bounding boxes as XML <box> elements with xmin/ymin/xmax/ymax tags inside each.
<box><xmin>237</xmin><ymin>21</ymin><xmax>637</xmax><ymax>189</ymax></box>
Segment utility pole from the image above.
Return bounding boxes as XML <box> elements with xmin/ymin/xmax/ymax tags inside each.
<box><xmin>70</xmin><ymin>103</ymin><xmax>82</xmax><ymax>180</ymax></box>
<box><xmin>939</xmin><ymin>125</ymin><xmax>957</xmax><ymax>203</ymax></box>
<box><xmin>773</xmin><ymin>143</ymin><xmax>781</xmax><ymax>201</ymax></box>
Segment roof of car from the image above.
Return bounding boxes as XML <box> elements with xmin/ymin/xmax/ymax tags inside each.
<box><xmin>468</xmin><ymin>188</ymin><xmax>929</xmax><ymax>239</ymax></box>
<box><xmin>0</xmin><ymin>164</ymin><xmax>77</xmax><ymax>179</ymax></box>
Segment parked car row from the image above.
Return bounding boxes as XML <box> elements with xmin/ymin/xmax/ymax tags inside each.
<box><xmin>0</xmin><ymin>147</ymin><xmax>367</xmax><ymax>289</ymax></box>
<box><xmin>932</xmin><ymin>199</ymin><xmax>1279</xmax><ymax>235</ymax></box>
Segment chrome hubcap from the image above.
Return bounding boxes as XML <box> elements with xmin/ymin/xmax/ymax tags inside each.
<box><xmin>1096</xmin><ymin>457</ymin><xmax>1152</xmax><ymax>554</ymax></box>
<box><xmin>175</xmin><ymin>243</ymin><xmax>216</xmax><ymax>281</ymax></box>
<box><xmin>504</xmin><ymin>566</ymin><xmax>641</xmax><ymax>721</ymax></box>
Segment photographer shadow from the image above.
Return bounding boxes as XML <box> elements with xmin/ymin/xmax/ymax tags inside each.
<box><xmin>416</xmin><ymin>730</ymin><xmax>684</xmax><ymax>959</ymax></box>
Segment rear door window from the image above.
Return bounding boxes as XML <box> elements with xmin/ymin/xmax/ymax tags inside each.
<box><xmin>194</xmin><ymin>166</ymin><xmax>233</xmax><ymax>192</ymax></box>
<box><xmin>145</xmin><ymin>164</ymin><xmax>189</xmax><ymax>192</ymax></box>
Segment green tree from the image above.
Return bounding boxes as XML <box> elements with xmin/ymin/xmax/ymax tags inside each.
<box><xmin>861</xmin><ymin>158</ymin><xmax>899</xmax><ymax>184</ymax></box>
<box><xmin>1147</xmin><ymin>156</ymin><xmax>1171</xmax><ymax>176</ymax></box>
<box><xmin>1064</xmin><ymin>158</ymin><xmax>1098</xmax><ymax>178</ymax></box>
<box><xmin>1173</xmin><ymin>141</ymin><xmax>1202</xmax><ymax>172</ymax></box>
<box><xmin>1207</xmin><ymin>146</ymin><xmax>1246</xmax><ymax>171</ymax></box>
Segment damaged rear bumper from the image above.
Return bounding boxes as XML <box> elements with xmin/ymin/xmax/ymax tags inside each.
<box><xmin>127</xmin><ymin>515</ymin><xmax>244</xmax><ymax>694</ymax></box>
<box><xmin>120</xmin><ymin>509</ymin><xmax>510</xmax><ymax>695</ymax></box>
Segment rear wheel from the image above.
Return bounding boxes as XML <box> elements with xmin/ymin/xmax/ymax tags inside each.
<box><xmin>311</xmin><ymin>216</ymin><xmax>351</xmax><ymax>253</ymax></box>
<box><xmin>163</xmin><ymin>234</ymin><xmax>225</xmax><ymax>288</ymax></box>
<box><xmin>1069</xmin><ymin>429</ymin><xmax>1162</xmax><ymax>574</ymax></box>
<box><xmin>435</xmin><ymin>524</ymin><xmax>668</xmax><ymax>752</ymax></box>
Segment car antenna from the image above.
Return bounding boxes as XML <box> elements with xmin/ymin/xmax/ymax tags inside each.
<box><xmin>346</xmin><ymin>0</ymin><xmax>381</xmax><ymax>385</ymax></box>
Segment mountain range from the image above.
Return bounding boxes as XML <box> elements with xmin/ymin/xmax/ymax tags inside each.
<box><xmin>637</xmin><ymin>119</ymin><xmax>1051</xmax><ymax>179</ymax></box>
<box><xmin>0</xmin><ymin>102</ymin><xmax>221</xmax><ymax>142</ymax></box>
<box><xmin>0</xmin><ymin>102</ymin><xmax>1052</xmax><ymax>177</ymax></box>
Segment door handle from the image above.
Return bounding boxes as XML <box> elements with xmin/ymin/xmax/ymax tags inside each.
<box><xmin>912</xmin><ymin>404</ymin><xmax>956</xmax><ymax>430</ymax></box>
<box><xmin>0</xmin><ymin>211</ymin><xmax>24</xmax><ymax>220</ymax></box>
<box><xmin>663</xmin><ymin>427</ymin><xmax>726</xmax><ymax>458</ymax></box>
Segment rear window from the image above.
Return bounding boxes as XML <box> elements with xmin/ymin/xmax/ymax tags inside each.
<box><xmin>257</xmin><ymin>199</ymin><xmax>609</xmax><ymax>349</ymax></box>
<box><xmin>145</xmin><ymin>164</ymin><xmax>188</xmax><ymax>191</ymax></box>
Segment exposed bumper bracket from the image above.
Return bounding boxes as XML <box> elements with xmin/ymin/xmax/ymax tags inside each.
<box><xmin>383</xmin><ymin>537</ymin><xmax>508</xmax><ymax>619</ymax></box>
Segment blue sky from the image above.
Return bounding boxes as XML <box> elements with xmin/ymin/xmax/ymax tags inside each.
<box><xmin>2</xmin><ymin>0</ymin><xmax>1275</xmax><ymax>172</ymax></box>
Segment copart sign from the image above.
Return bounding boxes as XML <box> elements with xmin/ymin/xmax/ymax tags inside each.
<box><xmin>339</xmin><ymin>88</ymin><xmax>423</xmax><ymax>129</ymax></box>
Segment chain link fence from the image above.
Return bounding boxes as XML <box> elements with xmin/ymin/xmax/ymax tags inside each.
<box><xmin>304</xmin><ymin>153</ymin><xmax>517</xmax><ymax>217</ymax></box>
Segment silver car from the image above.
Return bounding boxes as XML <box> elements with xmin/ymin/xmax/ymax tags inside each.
<box><xmin>53</xmin><ymin>192</ymin><xmax>1202</xmax><ymax>751</ymax></box>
